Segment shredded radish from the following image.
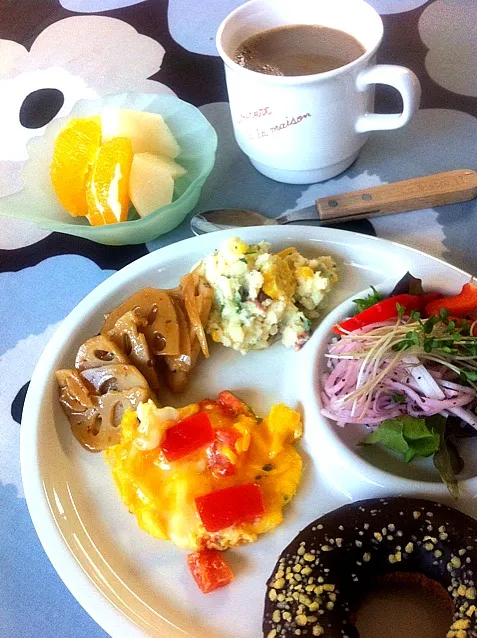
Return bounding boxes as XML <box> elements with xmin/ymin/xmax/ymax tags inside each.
<box><xmin>402</xmin><ymin>356</ymin><xmax>445</xmax><ymax>400</ymax></box>
<box><xmin>449</xmin><ymin>406</ymin><xmax>477</xmax><ymax>428</ymax></box>
<box><xmin>321</xmin><ymin>319</ymin><xmax>477</xmax><ymax>428</ymax></box>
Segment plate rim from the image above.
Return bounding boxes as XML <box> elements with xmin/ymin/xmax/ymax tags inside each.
<box><xmin>20</xmin><ymin>225</ymin><xmax>474</xmax><ymax>638</ymax></box>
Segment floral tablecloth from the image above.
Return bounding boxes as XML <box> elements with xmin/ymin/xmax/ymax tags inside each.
<box><xmin>0</xmin><ymin>1</ymin><xmax>476</xmax><ymax>636</ymax></box>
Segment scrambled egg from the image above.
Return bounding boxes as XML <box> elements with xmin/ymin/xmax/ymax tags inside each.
<box><xmin>199</xmin><ymin>238</ymin><xmax>337</xmax><ymax>353</ymax></box>
<box><xmin>104</xmin><ymin>394</ymin><xmax>303</xmax><ymax>551</ymax></box>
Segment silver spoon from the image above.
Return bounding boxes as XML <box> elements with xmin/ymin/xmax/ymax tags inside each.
<box><xmin>190</xmin><ymin>169</ymin><xmax>477</xmax><ymax>235</ymax></box>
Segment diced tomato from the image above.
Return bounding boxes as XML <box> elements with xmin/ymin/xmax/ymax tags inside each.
<box><xmin>333</xmin><ymin>293</ymin><xmax>441</xmax><ymax>334</ymax></box>
<box><xmin>425</xmin><ymin>283</ymin><xmax>477</xmax><ymax>318</ymax></box>
<box><xmin>216</xmin><ymin>391</ymin><xmax>250</xmax><ymax>416</ymax></box>
<box><xmin>161</xmin><ymin>412</ymin><xmax>214</xmax><ymax>462</ymax></box>
<box><xmin>195</xmin><ymin>483</ymin><xmax>265</xmax><ymax>533</ymax></box>
<box><xmin>186</xmin><ymin>549</ymin><xmax>234</xmax><ymax>594</ymax></box>
<box><xmin>207</xmin><ymin>428</ymin><xmax>242</xmax><ymax>478</ymax></box>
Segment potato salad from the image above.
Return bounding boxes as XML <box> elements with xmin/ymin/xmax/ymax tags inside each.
<box><xmin>199</xmin><ymin>238</ymin><xmax>338</xmax><ymax>354</ymax></box>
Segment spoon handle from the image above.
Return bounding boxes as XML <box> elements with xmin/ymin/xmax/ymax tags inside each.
<box><xmin>316</xmin><ymin>169</ymin><xmax>477</xmax><ymax>223</ymax></box>
<box><xmin>276</xmin><ymin>169</ymin><xmax>477</xmax><ymax>225</ymax></box>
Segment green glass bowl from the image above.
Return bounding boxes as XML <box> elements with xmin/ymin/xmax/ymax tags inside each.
<box><xmin>0</xmin><ymin>92</ymin><xmax>217</xmax><ymax>245</ymax></box>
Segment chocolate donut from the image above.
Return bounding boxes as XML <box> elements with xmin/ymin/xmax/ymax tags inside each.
<box><xmin>263</xmin><ymin>497</ymin><xmax>477</xmax><ymax>638</ymax></box>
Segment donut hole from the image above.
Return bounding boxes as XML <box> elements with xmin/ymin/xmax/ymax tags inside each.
<box><xmin>356</xmin><ymin>573</ymin><xmax>453</xmax><ymax>638</ymax></box>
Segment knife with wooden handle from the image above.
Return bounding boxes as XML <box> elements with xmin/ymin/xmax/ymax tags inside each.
<box><xmin>277</xmin><ymin>169</ymin><xmax>477</xmax><ymax>225</ymax></box>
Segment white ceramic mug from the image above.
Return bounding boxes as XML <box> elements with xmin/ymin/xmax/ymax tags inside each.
<box><xmin>216</xmin><ymin>0</ymin><xmax>421</xmax><ymax>184</ymax></box>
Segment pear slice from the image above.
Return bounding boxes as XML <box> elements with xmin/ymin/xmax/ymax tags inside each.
<box><xmin>150</xmin><ymin>153</ymin><xmax>187</xmax><ymax>179</ymax></box>
<box><xmin>101</xmin><ymin>108</ymin><xmax>181</xmax><ymax>158</ymax></box>
<box><xmin>129</xmin><ymin>152</ymin><xmax>175</xmax><ymax>218</ymax></box>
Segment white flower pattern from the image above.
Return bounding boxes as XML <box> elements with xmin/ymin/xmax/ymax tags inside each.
<box><xmin>419</xmin><ymin>0</ymin><xmax>477</xmax><ymax>98</ymax></box>
<box><xmin>60</xmin><ymin>0</ymin><xmax>146</xmax><ymax>10</ymax></box>
<box><xmin>167</xmin><ymin>0</ymin><xmax>430</xmax><ymax>56</ymax></box>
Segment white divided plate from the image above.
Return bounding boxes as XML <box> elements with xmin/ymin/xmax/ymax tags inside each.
<box><xmin>20</xmin><ymin>226</ymin><xmax>477</xmax><ymax>638</ymax></box>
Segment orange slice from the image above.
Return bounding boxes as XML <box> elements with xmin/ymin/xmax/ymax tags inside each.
<box><xmin>50</xmin><ymin>116</ymin><xmax>102</xmax><ymax>217</ymax></box>
<box><xmin>85</xmin><ymin>137</ymin><xmax>133</xmax><ymax>226</ymax></box>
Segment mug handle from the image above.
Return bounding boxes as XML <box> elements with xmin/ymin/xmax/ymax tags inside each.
<box><xmin>355</xmin><ymin>65</ymin><xmax>421</xmax><ymax>133</ymax></box>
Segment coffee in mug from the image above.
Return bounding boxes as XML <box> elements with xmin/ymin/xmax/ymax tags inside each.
<box><xmin>233</xmin><ymin>24</ymin><xmax>366</xmax><ymax>76</ymax></box>
<box><xmin>216</xmin><ymin>0</ymin><xmax>421</xmax><ymax>184</ymax></box>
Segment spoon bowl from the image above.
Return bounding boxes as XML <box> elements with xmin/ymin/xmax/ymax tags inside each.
<box><xmin>190</xmin><ymin>209</ymin><xmax>278</xmax><ymax>235</ymax></box>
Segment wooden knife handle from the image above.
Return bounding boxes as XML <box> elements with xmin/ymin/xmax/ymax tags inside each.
<box><xmin>316</xmin><ymin>169</ymin><xmax>477</xmax><ymax>223</ymax></box>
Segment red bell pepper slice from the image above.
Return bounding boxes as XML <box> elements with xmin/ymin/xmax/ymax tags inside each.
<box><xmin>333</xmin><ymin>293</ymin><xmax>441</xmax><ymax>334</ymax></box>
<box><xmin>186</xmin><ymin>549</ymin><xmax>234</xmax><ymax>593</ymax></box>
<box><xmin>195</xmin><ymin>483</ymin><xmax>265</xmax><ymax>532</ymax></box>
<box><xmin>161</xmin><ymin>412</ymin><xmax>214</xmax><ymax>462</ymax></box>
<box><xmin>425</xmin><ymin>283</ymin><xmax>477</xmax><ymax>318</ymax></box>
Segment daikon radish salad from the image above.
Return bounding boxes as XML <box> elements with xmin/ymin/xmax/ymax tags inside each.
<box><xmin>320</xmin><ymin>273</ymin><xmax>477</xmax><ymax>497</ymax></box>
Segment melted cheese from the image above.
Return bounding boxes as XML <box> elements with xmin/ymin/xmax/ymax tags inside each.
<box><xmin>104</xmin><ymin>400</ymin><xmax>303</xmax><ymax>551</ymax></box>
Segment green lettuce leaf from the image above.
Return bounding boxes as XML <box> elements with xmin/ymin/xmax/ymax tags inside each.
<box><xmin>361</xmin><ymin>414</ymin><xmax>464</xmax><ymax>498</ymax></box>
<box><xmin>362</xmin><ymin>415</ymin><xmax>439</xmax><ymax>459</ymax></box>
<box><xmin>430</xmin><ymin>414</ymin><xmax>463</xmax><ymax>499</ymax></box>
<box><xmin>362</xmin><ymin>418</ymin><xmax>409</xmax><ymax>454</ymax></box>
<box><xmin>352</xmin><ymin>286</ymin><xmax>383</xmax><ymax>313</ymax></box>
<box><xmin>402</xmin><ymin>416</ymin><xmax>436</xmax><ymax>441</ymax></box>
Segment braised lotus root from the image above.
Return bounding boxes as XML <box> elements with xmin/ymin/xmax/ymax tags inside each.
<box><xmin>101</xmin><ymin>288</ymin><xmax>180</xmax><ymax>356</ymax></box>
<box><xmin>164</xmin><ymin>296</ymin><xmax>192</xmax><ymax>373</ymax></box>
<box><xmin>75</xmin><ymin>334</ymin><xmax>128</xmax><ymax>371</ymax></box>
<box><xmin>56</xmin><ymin>272</ymin><xmax>213</xmax><ymax>451</ymax></box>
<box><xmin>56</xmin><ymin>368</ymin><xmax>150</xmax><ymax>451</ymax></box>
<box><xmin>101</xmin><ymin>272</ymin><xmax>213</xmax><ymax>392</ymax></box>
<box><xmin>106</xmin><ymin>311</ymin><xmax>161</xmax><ymax>390</ymax></box>
<box><xmin>81</xmin><ymin>363</ymin><xmax>150</xmax><ymax>395</ymax></box>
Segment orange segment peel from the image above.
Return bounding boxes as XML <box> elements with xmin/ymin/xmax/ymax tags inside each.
<box><xmin>50</xmin><ymin>116</ymin><xmax>102</xmax><ymax>217</ymax></box>
<box><xmin>85</xmin><ymin>137</ymin><xmax>133</xmax><ymax>226</ymax></box>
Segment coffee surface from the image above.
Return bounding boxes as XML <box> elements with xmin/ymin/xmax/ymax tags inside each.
<box><xmin>233</xmin><ymin>24</ymin><xmax>365</xmax><ymax>76</ymax></box>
